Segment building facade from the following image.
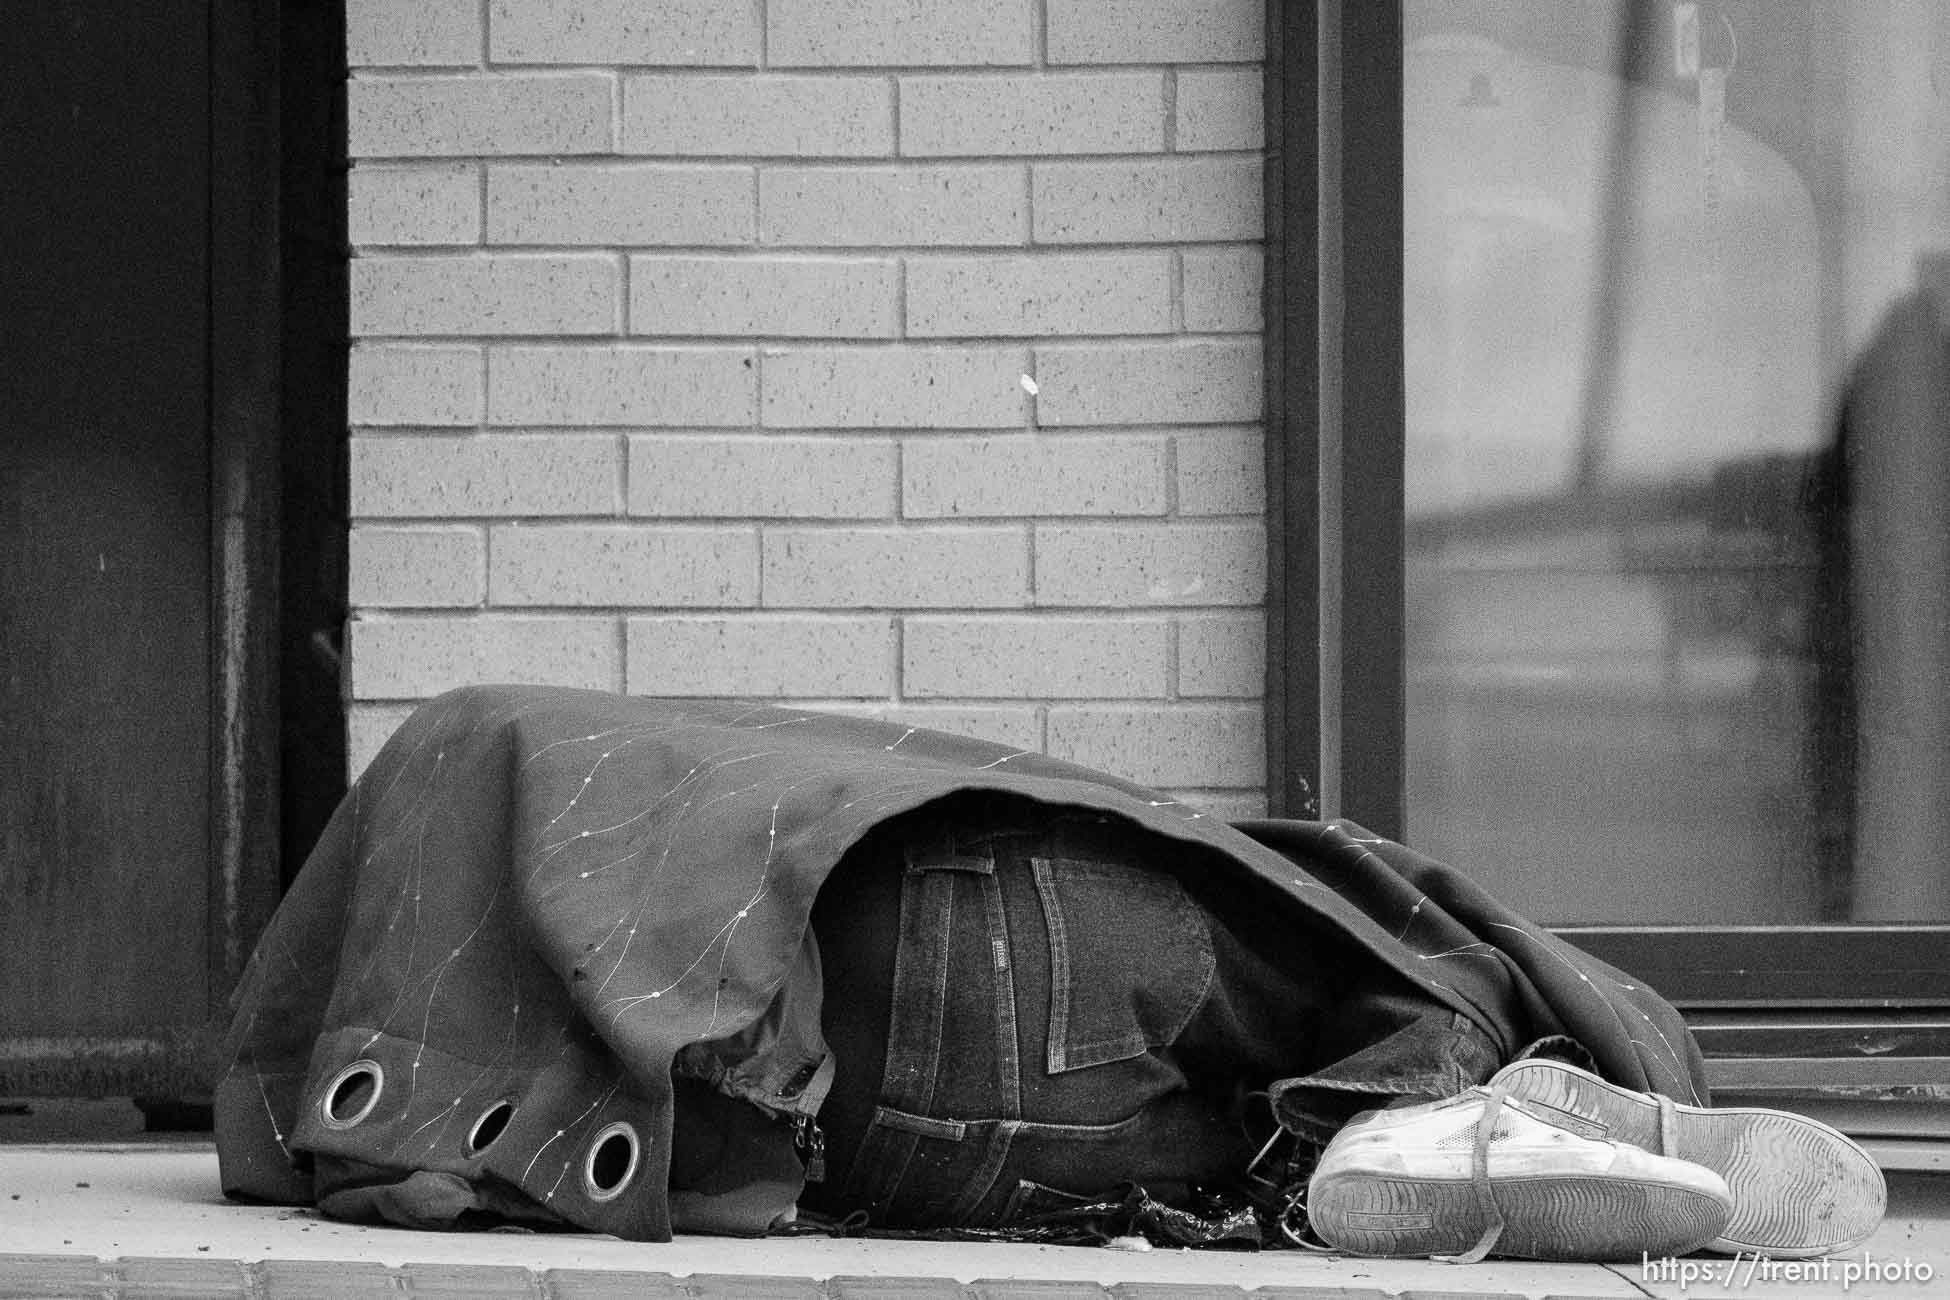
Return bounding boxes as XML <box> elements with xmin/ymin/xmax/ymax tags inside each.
<box><xmin>341</xmin><ymin>0</ymin><xmax>1273</xmax><ymax>818</ymax></box>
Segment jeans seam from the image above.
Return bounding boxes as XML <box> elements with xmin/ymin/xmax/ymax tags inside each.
<box><xmin>947</xmin><ymin>1119</ymin><xmax>1017</xmax><ymax>1224</ymax></box>
<box><xmin>1002</xmin><ymin>1108</ymin><xmax>1160</xmax><ymax>1139</ymax></box>
<box><xmin>983</xmin><ymin>871</ymin><xmax>1023</xmax><ymax>1118</ymax></box>
<box><xmin>837</xmin><ymin>1119</ymin><xmax>919</xmax><ymax>1211</ymax></box>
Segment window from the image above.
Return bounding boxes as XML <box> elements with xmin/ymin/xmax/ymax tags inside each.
<box><xmin>1268</xmin><ymin>0</ymin><xmax>1950</xmax><ymax>1143</ymax></box>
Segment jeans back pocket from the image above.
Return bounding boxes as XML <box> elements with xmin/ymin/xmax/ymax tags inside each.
<box><xmin>1033</xmin><ymin>850</ymin><xmax>1216</xmax><ymax>1073</ymax></box>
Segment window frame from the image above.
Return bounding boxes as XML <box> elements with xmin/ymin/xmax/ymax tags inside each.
<box><xmin>1262</xmin><ymin>0</ymin><xmax>1950</xmax><ymax>1131</ymax></box>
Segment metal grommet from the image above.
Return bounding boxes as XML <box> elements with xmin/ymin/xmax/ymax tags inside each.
<box><xmin>319</xmin><ymin>1059</ymin><xmax>385</xmax><ymax>1130</ymax></box>
<box><xmin>465</xmin><ymin>1099</ymin><xmax>514</xmax><ymax>1155</ymax></box>
<box><xmin>582</xmin><ymin>1121</ymin><xmax>640</xmax><ymax>1202</ymax></box>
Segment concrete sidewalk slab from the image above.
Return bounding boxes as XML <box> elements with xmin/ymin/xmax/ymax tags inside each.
<box><xmin>3</xmin><ymin>1140</ymin><xmax>1946</xmax><ymax>1298</ymax></box>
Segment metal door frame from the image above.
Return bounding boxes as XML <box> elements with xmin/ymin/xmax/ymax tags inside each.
<box><xmin>0</xmin><ymin>0</ymin><xmax>285</xmax><ymax>1100</ymax></box>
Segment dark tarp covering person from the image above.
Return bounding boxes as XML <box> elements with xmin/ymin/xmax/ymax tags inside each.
<box><xmin>214</xmin><ymin>684</ymin><xmax>1709</xmax><ymax>1241</ymax></box>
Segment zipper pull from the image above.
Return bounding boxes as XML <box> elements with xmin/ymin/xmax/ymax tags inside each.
<box><xmin>793</xmin><ymin>1114</ymin><xmax>827</xmax><ymax>1184</ymax></box>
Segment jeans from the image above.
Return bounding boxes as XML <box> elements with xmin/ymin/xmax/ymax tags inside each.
<box><xmin>804</xmin><ymin>794</ymin><xmax>1502</xmax><ymax>1230</ymax></box>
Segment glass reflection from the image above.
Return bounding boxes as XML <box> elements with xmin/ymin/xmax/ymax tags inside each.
<box><xmin>1402</xmin><ymin>1</ymin><xmax>1950</xmax><ymax>924</ymax></box>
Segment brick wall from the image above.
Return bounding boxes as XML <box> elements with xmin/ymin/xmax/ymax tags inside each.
<box><xmin>343</xmin><ymin>0</ymin><xmax>1268</xmax><ymax>816</ymax></box>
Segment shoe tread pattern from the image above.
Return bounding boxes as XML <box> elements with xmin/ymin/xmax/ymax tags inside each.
<box><xmin>1308</xmin><ymin>1168</ymin><xmax>1727</xmax><ymax>1262</ymax></box>
<box><xmin>1499</xmin><ymin>1059</ymin><xmax>1886</xmax><ymax>1256</ymax></box>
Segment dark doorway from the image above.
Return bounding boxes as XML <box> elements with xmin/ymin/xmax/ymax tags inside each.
<box><xmin>0</xmin><ymin>0</ymin><xmax>345</xmax><ymax>1103</ymax></box>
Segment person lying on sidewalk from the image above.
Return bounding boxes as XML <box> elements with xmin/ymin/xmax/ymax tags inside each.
<box><xmin>214</xmin><ymin>685</ymin><xmax>1884</xmax><ymax>1262</ymax></box>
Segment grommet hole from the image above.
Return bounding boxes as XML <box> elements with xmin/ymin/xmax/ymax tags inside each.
<box><xmin>583</xmin><ymin>1122</ymin><xmax>639</xmax><ymax>1201</ymax></box>
<box><xmin>320</xmin><ymin>1060</ymin><xmax>384</xmax><ymax>1130</ymax></box>
<box><xmin>466</xmin><ymin>1100</ymin><xmax>514</xmax><ymax>1155</ymax></box>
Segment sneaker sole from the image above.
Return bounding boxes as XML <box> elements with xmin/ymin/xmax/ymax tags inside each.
<box><xmin>1308</xmin><ymin>1166</ymin><xmax>1729</xmax><ymax>1261</ymax></box>
<box><xmin>1495</xmin><ymin>1058</ymin><xmax>1886</xmax><ymax>1257</ymax></box>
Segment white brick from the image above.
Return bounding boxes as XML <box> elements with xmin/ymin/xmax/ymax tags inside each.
<box><xmin>761</xmin><ymin>166</ymin><xmax>1025</xmax><ymax>247</ymax></box>
<box><xmin>1175</xmin><ymin>69</ymin><xmax>1263</xmax><ymax>151</ymax></box>
<box><xmin>1182</xmin><ymin>247</ymin><xmax>1262</xmax><ymax>333</ymax></box>
<box><xmin>906</xmin><ymin>253</ymin><xmax>1170</xmax><ymax>337</ymax></box>
<box><xmin>629</xmin><ymin>436</ymin><xmax>895</xmax><ymax>518</ymax></box>
<box><xmin>348</xmin><ymin>526</ymin><xmax>485</xmax><ymax>606</ymax></box>
<box><xmin>490</xmin><ymin>524</ymin><xmax>759</xmax><ymax>607</ymax></box>
<box><xmin>1036</xmin><ymin>342</ymin><xmax>1261</xmax><ymax>425</ymax></box>
<box><xmin>630</xmin><ymin>256</ymin><xmax>897</xmax><ymax>337</ymax></box>
<box><xmin>903</xmin><ymin>434</ymin><xmax>1167</xmax><ymax>517</ymax></box>
<box><xmin>626</xmin><ymin>615</ymin><xmax>893</xmax><ymax>695</ymax></box>
<box><xmin>348</xmin><ymin>703</ymin><xmax>419</xmax><ymax>780</ymax></box>
<box><xmin>770</xmin><ymin>0</ymin><xmax>1032</xmax><ymax>67</ymax></box>
<box><xmin>348</xmin><ymin>0</ymin><xmax>480</xmax><ymax>66</ymax></box>
<box><xmin>488</xmin><ymin>164</ymin><xmax>753</xmax><ymax>245</ymax></box>
<box><xmin>349</xmin><ymin>164</ymin><xmax>481</xmax><ymax>245</ymax></box>
<box><xmin>347</xmin><ymin>614</ymin><xmax>619</xmax><ymax>699</ymax></box>
<box><xmin>351</xmin><ymin>255</ymin><xmax>618</xmax><ymax>336</ymax></box>
<box><xmin>763</xmin><ymin>527</ymin><xmax>1028</xmax><ymax>607</ymax></box>
<box><xmin>901</xmin><ymin>73</ymin><xmax>1162</xmax><ymax>156</ymax></box>
<box><xmin>624</xmin><ymin>76</ymin><xmax>893</xmax><ymax>157</ymax></box>
<box><xmin>349</xmin><ymin>344</ymin><xmax>482</xmax><ymax>425</ymax></box>
<box><xmin>1047</xmin><ymin>704</ymin><xmax>1264</xmax><ymax>787</ymax></box>
<box><xmin>1178</xmin><ymin>611</ymin><xmax>1264</xmax><ymax>697</ymax></box>
<box><xmin>352</xmin><ymin>433</ymin><xmax>620</xmax><ymax>516</ymax></box>
<box><xmin>1034</xmin><ymin>522</ymin><xmax>1265</xmax><ymax>606</ymax></box>
<box><xmin>904</xmin><ymin>616</ymin><xmax>1169</xmax><ymax>697</ymax></box>
<box><xmin>762</xmin><ymin>347</ymin><xmax>1026</xmax><ymax>428</ymax></box>
<box><xmin>1047</xmin><ymin>0</ymin><xmax>1265</xmax><ymax>65</ymax></box>
<box><xmin>489</xmin><ymin>0</ymin><xmax>757</xmax><ymax>65</ymax></box>
<box><xmin>1033</xmin><ymin>158</ymin><xmax>1261</xmax><ymax>243</ymax></box>
<box><xmin>347</xmin><ymin>74</ymin><xmax>612</xmax><ymax>157</ymax></box>
<box><xmin>815</xmin><ymin>703</ymin><xmax>1041</xmax><ymax>750</ymax></box>
<box><xmin>488</xmin><ymin>347</ymin><xmax>755</xmax><ymax>425</ymax></box>
<box><xmin>1176</xmin><ymin>427</ymin><xmax>1264</xmax><ymax>515</ymax></box>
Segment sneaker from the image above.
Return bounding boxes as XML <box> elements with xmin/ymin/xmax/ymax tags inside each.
<box><xmin>1491</xmin><ymin>1057</ymin><xmax>1886</xmax><ymax>1258</ymax></box>
<box><xmin>1306</xmin><ymin>1085</ymin><xmax>1732</xmax><ymax>1262</ymax></box>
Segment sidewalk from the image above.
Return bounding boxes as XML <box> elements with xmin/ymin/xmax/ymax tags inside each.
<box><xmin>2</xmin><ymin>1137</ymin><xmax>1945</xmax><ymax>1300</ymax></box>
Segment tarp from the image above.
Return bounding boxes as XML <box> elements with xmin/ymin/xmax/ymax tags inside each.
<box><xmin>215</xmin><ymin>685</ymin><xmax>1709</xmax><ymax>1241</ymax></box>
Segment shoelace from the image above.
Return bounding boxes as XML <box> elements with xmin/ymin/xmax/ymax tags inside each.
<box><xmin>1435</xmin><ymin>1080</ymin><xmax>1693</xmax><ymax>1263</ymax></box>
<box><xmin>1433</xmin><ymin>1082</ymin><xmax>1513</xmax><ymax>1265</ymax></box>
<box><xmin>1656</xmin><ymin>1092</ymin><xmax>1679</xmax><ymax>1159</ymax></box>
